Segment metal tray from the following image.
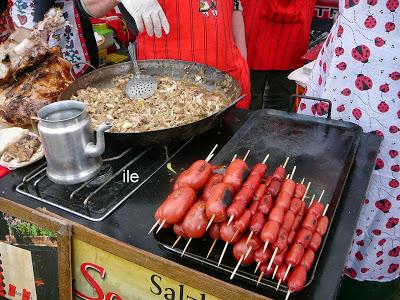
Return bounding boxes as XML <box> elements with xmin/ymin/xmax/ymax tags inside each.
<box><xmin>154</xmin><ymin>108</ymin><xmax>362</xmax><ymax>295</ymax></box>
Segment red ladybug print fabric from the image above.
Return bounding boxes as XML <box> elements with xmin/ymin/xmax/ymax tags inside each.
<box><xmin>299</xmin><ymin>0</ymin><xmax>399</xmax><ymax>282</ymax></box>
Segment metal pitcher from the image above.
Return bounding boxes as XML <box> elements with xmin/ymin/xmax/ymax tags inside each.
<box><xmin>37</xmin><ymin>100</ymin><xmax>112</xmax><ymax>185</ymax></box>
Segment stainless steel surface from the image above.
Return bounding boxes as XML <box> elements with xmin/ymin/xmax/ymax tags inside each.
<box><xmin>37</xmin><ymin>100</ymin><xmax>112</xmax><ymax>185</ymax></box>
<box><xmin>125</xmin><ymin>42</ymin><xmax>158</xmax><ymax>99</ymax></box>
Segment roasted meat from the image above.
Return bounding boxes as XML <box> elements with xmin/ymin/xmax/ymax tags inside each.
<box><xmin>2</xmin><ymin>134</ymin><xmax>41</xmax><ymax>163</ymax></box>
<box><xmin>0</xmin><ymin>49</ymin><xmax>73</xmax><ymax>126</ymax></box>
<box><xmin>0</xmin><ymin>8</ymin><xmax>66</xmax><ymax>85</ymax></box>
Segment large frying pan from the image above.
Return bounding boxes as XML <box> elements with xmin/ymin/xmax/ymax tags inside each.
<box><xmin>59</xmin><ymin>60</ymin><xmax>244</xmax><ymax>147</ymax></box>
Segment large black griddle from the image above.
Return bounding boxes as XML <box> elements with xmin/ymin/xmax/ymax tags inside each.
<box><xmin>154</xmin><ymin>108</ymin><xmax>362</xmax><ymax>295</ymax></box>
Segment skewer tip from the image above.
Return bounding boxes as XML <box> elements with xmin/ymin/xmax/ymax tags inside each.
<box><xmin>262</xmin><ymin>154</ymin><xmax>270</xmax><ymax>164</ymax></box>
<box><xmin>254</xmin><ymin>261</ymin><xmax>261</xmax><ymax>274</ymax></box>
<box><xmin>246</xmin><ymin>231</ymin><xmax>254</xmax><ymax>246</ymax></box>
<box><xmin>318</xmin><ymin>189</ymin><xmax>325</xmax><ymax>202</ymax></box>
<box><xmin>309</xmin><ymin>194</ymin><xmax>316</xmax><ymax>207</ymax></box>
<box><xmin>181</xmin><ymin>238</ymin><xmax>192</xmax><ymax>257</ymax></box>
<box><xmin>206</xmin><ymin>214</ymin><xmax>215</xmax><ymax>231</ymax></box>
<box><xmin>230</xmin><ymin>255</ymin><xmax>243</xmax><ymax>280</ymax></box>
<box><xmin>301</xmin><ymin>178</ymin><xmax>305</xmax><ymax>184</ymax></box>
<box><xmin>171</xmin><ymin>236</ymin><xmax>181</xmax><ymax>248</ymax></box>
<box><xmin>218</xmin><ymin>242</ymin><xmax>229</xmax><ymax>266</ymax></box>
<box><xmin>227</xmin><ymin>215</ymin><xmax>234</xmax><ymax>227</ymax></box>
<box><xmin>285</xmin><ymin>291</ymin><xmax>291</xmax><ymax>300</ymax></box>
<box><xmin>206</xmin><ymin>239</ymin><xmax>218</xmax><ymax>259</ymax></box>
<box><xmin>267</xmin><ymin>247</ymin><xmax>278</xmax><ymax>270</ymax></box>
<box><xmin>243</xmin><ymin>149</ymin><xmax>251</xmax><ymax>162</ymax></box>
<box><xmin>283</xmin><ymin>157</ymin><xmax>290</xmax><ymax>169</ymax></box>
<box><xmin>283</xmin><ymin>264</ymin><xmax>292</xmax><ymax>282</ymax></box>
<box><xmin>272</xmin><ymin>264</ymin><xmax>279</xmax><ymax>280</ymax></box>
<box><xmin>323</xmin><ymin>203</ymin><xmax>330</xmax><ymax>216</ymax></box>
<box><xmin>262</xmin><ymin>241</ymin><xmax>269</xmax><ymax>254</ymax></box>
<box><xmin>290</xmin><ymin>165</ymin><xmax>297</xmax><ymax>179</ymax></box>
<box><xmin>156</xmin><ymin>219</ymin><xmax>166</xmax><ymax>234</ymax></box>
<box><xmin>231</xmin><ymin>154</ymin><xmax>238</xmax><ymax>162</ymax></box>
<box><xmin>257</xmin><ymin>272</ymin><xmax>264</xmax><ymax>286</ymax></box>
<box><xmin>276</xmin><ymin>279</ymin><xmax>282</xmax><ymax>291</ymax></box>
<box><xmin>148</xmin><ymin>219</ymin><xmax>161</xmax><ymax>235</ymax></box>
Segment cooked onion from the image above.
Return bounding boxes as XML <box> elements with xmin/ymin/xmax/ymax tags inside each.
<box><xmin>72</xmin><ymin>75</ymin><xmax>230</xmax><ymax>133</ymax></box>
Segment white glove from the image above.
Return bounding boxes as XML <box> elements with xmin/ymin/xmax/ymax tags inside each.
<box><xmin>120</xmin><ymin>0</ymin><xmax>170</xmax><ymax>38</ymax></box>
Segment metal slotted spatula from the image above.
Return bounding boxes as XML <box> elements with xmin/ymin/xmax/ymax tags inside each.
<box><xmin>125</xmin><ymin>42</ymin><xmax>158</xmax><ymax>99</ymax></box>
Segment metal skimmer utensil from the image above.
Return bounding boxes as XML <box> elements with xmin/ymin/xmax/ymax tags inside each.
<box><xmin>125</xmin><ymin>42</ymin><xmax>158</xmax><ymax>99</ymax></box>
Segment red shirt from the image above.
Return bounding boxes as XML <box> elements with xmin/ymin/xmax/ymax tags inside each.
<box><xmin>242</xmin><ymin>0</ymin><xmax>316</xmax><ymax>71</ymax></box>
<box><xmin>137</xmin><ymin>0</ymin><xmax>251</xmax><ymax>108</ymax></box>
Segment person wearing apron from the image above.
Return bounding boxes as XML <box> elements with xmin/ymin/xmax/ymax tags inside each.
<box><xmin>298</xmin><ymin>0</ymin><xmax>399</xmax><ymax>297</ymax></box>
<box><xmin>9</xmin><ymin>0</ymin><xmax>98</xmax><ymax>77</ymax></box>
<box><xmin>81</xmin><ymin>0</ymin><xmax>251</xmax><ymax>109</ymax></box>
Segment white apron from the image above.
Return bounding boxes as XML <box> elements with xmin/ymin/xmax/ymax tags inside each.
<box><xmin>299</xmin><ymin>0</ymin><xmax>399</xmax><ymax>282</ymax></box>
<box><xmin>10</xmin><ymin>0</ymin><xmax>91</xmax><ymax>77</ymax></box>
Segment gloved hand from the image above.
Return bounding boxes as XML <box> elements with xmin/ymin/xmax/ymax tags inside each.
<box><xmin>120</xmin><ymin>0</ymin><xmax>170</xmax><ymax>38</ymax></box>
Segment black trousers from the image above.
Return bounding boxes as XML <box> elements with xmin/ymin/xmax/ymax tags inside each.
<box><xmin>249</xmin><ymin>69</ymin><xmax>296</xmax><ymax>111</ymax></box>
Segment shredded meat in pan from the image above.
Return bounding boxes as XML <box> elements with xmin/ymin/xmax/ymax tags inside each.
<box><xmin>73</xmin><ymin>75</ymin><xmax>230</xmax><ymax>133</ymax></box>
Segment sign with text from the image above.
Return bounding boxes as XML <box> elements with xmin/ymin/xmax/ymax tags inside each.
<box><xmin>72</xmin><ymin>239</ymin><xmax>220</xmax><ymax>300</ymax></box>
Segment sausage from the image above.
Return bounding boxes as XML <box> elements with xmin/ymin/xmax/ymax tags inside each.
<box><xmin>287</xmin><ymin>265</ymin><xmax>307</xmax><ymax>292</ymax></box>
<box><xmin>282</xmin><ymin>210</ymin><xmax>295</xmax><ymax>232</ymax></box>
<box><xmin>173</xmin><ymin>223</ymin><xmax>188</xmax><ymax>238</ymax></box>
<box><xmin>267</xmin><ymin>179</ymin><xmax>282</xmax><ymax>198</ymax></box>
<box><xmin>301</xmin><ymin>248</ymin><xmax>315</xmax><ymax>272</ymax></box>
<box><xmin>182</xmin><ymin>201</ymin><xmax>208</xmax><ymax>238</ymax></box>
<box><xmin>250</xmin><ymin>212</ymin><xmax>266</xmax><ymax>234</ymax></box>
<box><xmin>261</xmin><ymin>221</ymin><xmax>280</xmax><ymax>244</ymax></box>
<box><xmin>299</xmin><ymin>201</ymin><xmax>307</xmax><ymax>218</ymax></box>
<box><xmin>249</xmin><ymin>200</ymin><xmax>260</xmax><ymax>215</ymax></box>
<box><xmin>258</xmin><ymin>194</ymin><xmax>273</xmax><ymax>215</ymax></box>
<box><xmin>273</xmin><ymin>248</ymin><xmax>288</xmax><ymax>265</ymax></box>
<box><xmin>159</xmin><ymin>186</ymin><xmax>197</xmax><ymax>224</ymax></box>
<box><xmin>292</xmin><ymin>215</ymin><xmax>303</xmax><ymax>231</ymax></box>
<box><xmin>253</xmin><ymin>184</ymin><xmax>267</xmax><ymax>202</ymax></box>
<box><xmin>227</xmin><ymin>199</ymin><xmax>247</xmax><ymax>220</ymax></box>
<box><xmin>276</xmin><ymin>191</ymin><xmax>292</xmax><ymax>211</ymax></box>
<box><xmin>281</xmin><ymin>179</ymin><xmax>296</xmax><ymax>197</ymax></box>
<box><xmin>255</xmin><ymin>247</ymin><xmax>272</xmax><ymax>264</ymax></box>
<box><xmin>268</xmin><ymin>206</ymin><xmax>285</xmax><ymax>224</ymax></box>
<box><xmin>316</xmin><ymin>216</ymin><xmax>329</xmax><ymax>236</ymax></box>
<box><xmin>260</xmin><ymin>263</ymin><xmax>275</xmax><ymax>276</ymax></box>
<box><xmin>247</xmin><ymin>234</ymin><xmax>263</xmax><ymax>251</ymax></box>
<box><xmin>233</xmin><ymin>209</ymin><xmax>252</xmax><ymax>233</ymax></box>
<box><xmin>223</xmin><ymin>159</ymin><xmax>249</xmax><ymax>192</ymax></box>
<box><xmin>250</xmin><ymin>163</ymin><xmax>268</xmax><ymax>178</ymax></box>
<box><xmin>233</xmin><ymin>237</ymin><xmax>255</xmax><ymax>265</ymax></box>
<box><xmin>286</xmin><ymin>243</ymin><xmax>304</xmax><ymax>266</ymax></box>
<box><xmin>288</xmin><ymin>230</ymin><xmax>296</xmax><ymax>244</ymax></box>
<box><xmin>309</xmin><ymin>202</ymin><xmax>325</xmax><ymax>218</ymax></box>
<box><xmin>174</xmin><ymin>160</ymin><xmax>212</xmax><ymax>191</ymax></box>
<box><xmin>206</xmin><ymin>183</ymin><xmax>234</xmax><ymax>222</ymax></box>
<box><xmin>264</xmin><ymin>176</ymin><xmax>273</xmax><ymax>188</ymax></box>
<box><xmin>202</xmin><ymin>174</ymin><xmax>224</xmax><ymax>202</ymax></box>
<box><xmin>309</xmin><ymin>232</ymin><xmax>322</xmax><ymax>252</ymax></box>
<box><xmin>289</xmin><ymin>197</ymin><xmax>303</xmax><ymax>215</ymax></box>
<box><xmin>294</xmin><ymin>228</ymin><xmax>313</xmax><ymax>249</ymax></box>
<box><xmin>294</xmin><ymin>183</ymin><xmax>307</xmax><ymax>199</ymax></box>
<box><xmin>276</xmin><ymin>263</ymin><xmax>290</xmax><ymax>283</ymax></box>
<box><xmin>234</xmin><ymin>185</ymin><xmax>255</xmax><ymax>204</ymax></box>
<box><xmin>302</xmin><ymin>212</ymin><xmax>318</xmax><ymax>232</ymax></box>
<box><xmin>220</xmin><ymin>221</ymin><xmax>242</xmax><ymax>244</ymax></box>
<box><xmin>208</xmin><ymin>222</ymin><xmax>221</xmax><ymax>240</ymax></box>
<box><xmin>272</xmin><ymin>228</ymin><xmax>288</xmax><ymax>252</ymax></box>
<box><xmin>272</xmin><ymin>166</ymin><xmax>286</xmax><ymax>182</ymax></box>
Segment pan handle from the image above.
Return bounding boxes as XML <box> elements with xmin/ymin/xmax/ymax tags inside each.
<box><xmin>290</xmin><ymin>94</ymin><xmax>332</xmax><ymax>120</ymax></box>
<box><xmin>213</xmin><ymin>94</ymin><xmax>246</xmax><ymax>118</ymax></box>
<box><xmin>69</xmin><ymin>62</ymin><xmax>97</xmax><ymax>80</ymax></box>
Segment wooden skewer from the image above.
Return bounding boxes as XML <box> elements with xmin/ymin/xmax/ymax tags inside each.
<box><xmin>283</xmin><ymin>157</ymin><xmax>290</xmax><ymax>168</ymax></box>
<box><xmin>286</xmin><ymin>174</ymin><xmax>290</xmax><ymax>180</ymax></box>
<box><xmin>156</xmin><ymin>219</ymin><xmax>166</xmax><ymax>234</ymax></box>
<box><xmin>227</xmin><ymin>215</ymin><xmax>235</xmax><ymax>226</ymax></box>
<box><xmin>218</xmin><ymin>242</ymin><xmax>229</xmax><ymax>266</ymax></box>
<box><xmin>285</xmin><ymin>291</ymin><xmax>291</xmax><ymax>300</ymax></box>
<box><xmin>254</xmin><ymin>261</ymin><xmax>261</xmax><ymax>273</ymax></box>
<box><xmin>181</xmin><ymin>238</ymin><xmax>192</xmax><ymax>257</ymax></box>
<box><xmin>301</xmin><ymin>178</ymin><xmax>305</xmax><ymax>184</ymax></box>
<box><xmin>256</xmin><ymin>271</ymin><xmax>264</xmax><ymax>286</ymax></box>
<box><xmin>230</xmin><ymin>255</ymin><xmax>244</xmax><ymax>280</ymax></box>
<box><xmin>205</xmin><ymin>214</ymin><xmax>215</xmax><ymax>231</ymax></box>
<box><xmin>308</xmin><ymin>194</ymin><xmax>316</xmax><ymax>207</ymax></box>
<box><xmin>318</xmin><ymin>189</ymin><xmax>325</xmax><ymax>203</ymax></box>
<box><xmin>206</xmin><ymin>239</ymin><xmax>218</xmax><ymax>259</ymax></box>
<box><xmin>243</xmin><ymin>150</ymin><xmax>251</xmax><ymax>162</ymax></box>
<box><xmin>244</xmin><ymin>246</ymin><xmax>253</xmax><ymax>260</ymax></box>
<box><xmin>262</xmin><ymin>241</ymin><xmax>269</xmax><ymax>254</ymax></box>
<box><xmin>171</xmin><ymin>236</ymin><xmax>182</xmax><ymax>248</ymax></box>
<box><xmin>276</xmin><ymin>279</ymin><xmax>282</xmax><ymax>291</ymax></box>
<box><xmin>262</xmin><ymin>154</ymin><xmax>270</xmax><ymax>164</ymax></box>
<box><xmin>290</xmin><ymin>165</ymin><xmax>296</xmax><ymax>179</ymax></box>
<box><xmin>231</xmin><ymin>154</ymin><xmax>237</xmax><ymax>162</ymax></box>
<box><xmin>301</xmin><ymin>182</ymin><xmax>311</xmax><ymax>201</ymax></box>
<box><xmin>246</xmin><ymin>231</ymin><xmax>254</xmax><ymax>246</ymax></box>
<box><xmin>205</xmin><ymin>144</ymin><xmax>218</xmax><ymax>162</ymax></box>
<box><xmin>283</xmin><ymin>264</ymin><xmax>292</xmax><ymax>282</ymax></box>
<box><xmin>323</xmin><ymin>203</ymin><xmax>330</xmax><ymax>216</ymax></box>
<box><xmin>148</xmin><ymin>219</ymin><xmax>160</xmax><ymax>235</ymax></box>
<box><xmin>272</xmin><ymin>264</ymin><xmax>279</xmax><ymax>280</ymax></box>
<box><xmin>267</xmin><ymin>247</ymin><xmax>278</xmax><ymax>270</ymax></box>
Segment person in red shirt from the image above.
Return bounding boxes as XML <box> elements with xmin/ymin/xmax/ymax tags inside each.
<box><xmin>242</xmin><ymin>0</ymin><xmax>316</xmax><ymax>110</ymax></box>
<box><xmin>83</xmin><ymin>0</ymin><xmax>251</xmax><ymax>109</ymax></box>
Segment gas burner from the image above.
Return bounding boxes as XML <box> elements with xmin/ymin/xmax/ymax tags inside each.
<box><xmin>16</xmin><ymin>140</ymin><xmax>192</xmax><ymax>221</ymax></box>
